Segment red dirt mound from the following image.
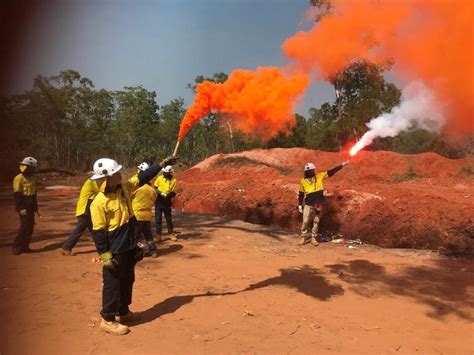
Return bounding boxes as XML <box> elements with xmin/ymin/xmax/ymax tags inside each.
<box><xmin>175</xmin><ymin>149</ymin><xmax>474</xmax><ymax>255</ymax></box>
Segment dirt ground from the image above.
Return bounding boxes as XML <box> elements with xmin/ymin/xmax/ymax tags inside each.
<box><xmin>0</xmin><ymin>184</ymin><xmax>473</xmax><ymax>354</ymax></box>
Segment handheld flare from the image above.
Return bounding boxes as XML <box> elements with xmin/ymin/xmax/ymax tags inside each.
<box><xmin>172</xmin><ymin>141</ymin><xmax>180</xmax><ymax>157</ymax></box>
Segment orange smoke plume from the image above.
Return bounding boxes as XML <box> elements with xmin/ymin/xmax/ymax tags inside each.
<box><xmin>283</xmin><ymin>0</ymin><xmax>474</xmax><ymax>135</ymax></box>
<box><xmin>177</xmin><ymin>67</ymin><xmax>309</xmax><ymax>142</ymax></box>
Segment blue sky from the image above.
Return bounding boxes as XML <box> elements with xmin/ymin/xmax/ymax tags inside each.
<box><xmin>8</xmin><ymin>0</ymin><xmax>337</xmax><ymax>115</ymax></box>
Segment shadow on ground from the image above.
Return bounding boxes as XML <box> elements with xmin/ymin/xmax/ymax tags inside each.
<box><xmin>135</xmin><ymin>265</ymin><xmax>344</xmax><ymax>326</ymax></box>
<box><xmin>326</xmin><ymin>259</ymin><xmax>474</xmax><ymax>321</ymax></box>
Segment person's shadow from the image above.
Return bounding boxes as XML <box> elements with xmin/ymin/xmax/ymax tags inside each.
<box><xmin>133</xmin><ymin>265</ymin><xmax>344</xmax><ymax>327</ymax></box>
<box><xmin>132</xmin><ymin>291</ymin><xmax>236</xmax><ymax>326</ymax></box>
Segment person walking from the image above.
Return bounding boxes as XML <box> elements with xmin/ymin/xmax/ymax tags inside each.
<box><xmin>61</xmin><ymin>177</ymin><xmax>101</xmax><ymax>255</ymax></box>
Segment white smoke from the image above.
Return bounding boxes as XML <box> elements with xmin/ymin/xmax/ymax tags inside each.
<box><xmin>350</xmin><ymin>81</ymin><xmax>445</xmax><ymax>155</ymax></box>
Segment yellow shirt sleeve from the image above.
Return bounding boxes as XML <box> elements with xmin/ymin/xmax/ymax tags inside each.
<box><xmin>318</xmin><ymin>171</ymin><xmax>329</xmax><ymax>180</ymax></box>
<box><xmin>299</xmin><ymin>179</ymin><xmax>305</xmax><ymax>193</ymax></box>
<box><xmin>13</xmin><ymin>175</ymin><xmax>23</xmax><ymax>193</ymax></box>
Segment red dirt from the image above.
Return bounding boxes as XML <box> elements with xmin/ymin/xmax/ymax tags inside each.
<box><xmin>175</xmin><ymin>149</ymin><xmax>474</xmax><ymax>255</ymax></box>
<box><xmin>0</xmin><ymin>187</ymin><xmax>473</xmax><ymax>354</ymax></box>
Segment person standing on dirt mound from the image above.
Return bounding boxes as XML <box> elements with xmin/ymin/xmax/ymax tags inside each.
<box><xmin>154</xmin><ymin>165</ymin><xmax>178</xmax><ymax>242</ymax></box>
<box><xmin>60</xmin><ymin>174</ymin><xmax>102</xmax><ymax>256</ymax></box>
<box><xmin>298</xmin><ymin>160</ymin><xmax>349</xmax><ymax>246</ymax></box>
<box><xmin>90</xmin><ymin>156</ymin><xmax>177</xmax><ymax>335</ymax></box>
<box><xmin>12</xmin><ymin>156</ymin><xmax>39</xmax><ymax>255</ymax></box>
<box><xmin>130</xmin><ymin>162</ymin><xmax>159</xmax><ymax>258</ymax></box>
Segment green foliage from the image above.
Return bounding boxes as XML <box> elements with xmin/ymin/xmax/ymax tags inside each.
<box><xmin>267</xmin><ymin>114</ymin><xmax>308</xmax><ymax>148</ymax></box>
<box><xmin>303</xmin><ymin>61</ymin><xmax>402</xmax><ymax>151</ymax></box>
<box><xmin>187</xmin><ymin>72</ymin><xmax>228</xmax><ymax>93</ymax></box>
<box><xmin>1</xmin><ymin>66</ymin><xmax>470</xmax><ymax>177</ymax></box>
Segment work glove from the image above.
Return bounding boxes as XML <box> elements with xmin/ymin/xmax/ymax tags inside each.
<box><xmin>298</xmin><ymin>205</ymin><xmax>303</xmax><ymax>214</ymax></box>
<box><xmin>19</xmin><ymin>209</ymin><xmax>27</xmax><ymax>216</ymax></box>
<box><xmin>161</xmin><ymin>155</ymin><xmax>179</xmax><ymax>166</ymax></box>
<box><xmin>100</xmin><ymin>251</ymin><xmax>118</xmax><ymax>270</ymax></box>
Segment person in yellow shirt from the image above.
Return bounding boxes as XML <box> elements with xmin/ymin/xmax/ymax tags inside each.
<box><xmin>130</xmin><ymin>162</ymin><xmax>158</xmax><ymax>258</ymax></box>
<box><xmin>298</xmin><ymin>160</ymin><xmax>349</xmax><ymax>246</ymax></box>
<box><xmin>12</xmin><ymin>157</ymin><xmax>39</xmax><ymax>255</ymax></box>
<box><xmin>90</xmin><ymin>156</ymin><xmax>176</xmax><ymax>336</ymax></box>
<box><xmin>61</xmin><ymin>177</ymin><xmax>101</xmax><ymax>255</ymax></box>
<box><xmin>154</xmin><ymin>165</ymin><xmax>177</xmax><ymax>241</ymax></box>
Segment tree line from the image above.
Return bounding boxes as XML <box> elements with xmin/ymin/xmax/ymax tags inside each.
<box><xmin>0</xmin><ymin>64</ymin><xmax>469</xmax><ymax>178</ymax></box>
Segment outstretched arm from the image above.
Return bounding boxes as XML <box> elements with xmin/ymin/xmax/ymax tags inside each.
<box><xmin>327</xmin><ymin>160</ymin><xmax>349</xmax><ymax>177</ymax></box>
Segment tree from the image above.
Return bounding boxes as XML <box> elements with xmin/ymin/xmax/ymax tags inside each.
<box><xmin>306</xmin><ymin>61</ymin><xmax>401</xmax><ymax>150</ymax></box>
<box><xmin>187</xmin><ymin>72</ymin><xmax>228</xmax><ymax>92</ymax></box>
<box><xmin>110</xmin><ymin>86</ymin><xmax>161</xmax><ymax>165</ymax></box>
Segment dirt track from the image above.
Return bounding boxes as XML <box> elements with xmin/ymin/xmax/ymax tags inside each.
<box><xmin>0</xmin><ymin>186</ymin><xmax>473</xmax><ymax>354</ymax></box>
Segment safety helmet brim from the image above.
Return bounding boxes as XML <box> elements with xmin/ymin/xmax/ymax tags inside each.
<box><xmin>90</xmin><ymin>164</ymin><xmax>122</xmax><ymax>180</ymax></box>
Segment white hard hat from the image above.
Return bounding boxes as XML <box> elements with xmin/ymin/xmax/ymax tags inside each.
<box><xmin>162</xmin><ymin>165</ymin><xmax>174</xmax><ymax>174</ymax></box>
<box><xmin>20</xmin><ymin>156</ymin><xmax>38</xmax><ymax>167</ymax></box>
<box><xmin>137</xmin><ymin>162</ymin><xmax>149</xmax><ymax>171</ymax></box>
<box><xmin>304</xmin><ymin>162</ymin><xmax>316</xmax><ymax>171</ymax></box>
<box><xmin>91</xmin><ymin>158</ymin><xmax>122</xmax><ymax>180</ymax></box>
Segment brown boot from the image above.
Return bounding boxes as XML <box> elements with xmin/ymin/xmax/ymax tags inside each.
<box><xmin>116</xmin><ymin>311</ymin><xmax>141</xmax><ymax>324</ymax></box>
<box><xmin>100</xmin><ymin>319</ymin><xmax>129</xmax><ymax>335</ymax></box>
<box><xmin>169</xmin><ymin>233</ymin><xmax>178</xmax><ymax>242</ymax></box>
<box><xmin>298</xmin><ymin>237</ymin><xmax>309</xmax><ymax>246</ymax></box>
<box><xmin>310</xmin><ymin>237</ymin><xmax>319</xmax><ymax>246</ymax></box>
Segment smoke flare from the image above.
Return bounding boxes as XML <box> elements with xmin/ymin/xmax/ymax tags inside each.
<box><xmin>283</xmin><ymin>0</ymin><xmax>474</xmax><ymax>136</ymax></box>
<box><xmin>177</xmin><ymin>67</ymin><xmax>309</xmax><ymax>142</ymax></box>
<box><xmin>349</xmin><ymin>81</ymin><xmax>444</xmax><ymax>156</ymax></box>
<box><xmin>179</xmin><ymin>0</ymin><xmax>473</xmax><ymax>144</ymax></box>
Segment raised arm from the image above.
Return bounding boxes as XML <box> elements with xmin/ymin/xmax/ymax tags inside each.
<box><xmin>327</xmin><ymin>160</ymin><xmax>349</xmax><ymax>177</ymax></box>
<box><xmin>137</xmin><ymin>156</ymin><xmax>178</xmax><ymax>186</ymax></box>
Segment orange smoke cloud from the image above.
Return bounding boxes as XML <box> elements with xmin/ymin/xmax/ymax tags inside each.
<box><xmin>177</xmin><ymin>67</ymin><xmax>309</xmax><ymax>142</ymax></box>
<box><xmin>282</xmin><ymin>0</ymin><xmax>474</xmax><ymax>134</ymax></box>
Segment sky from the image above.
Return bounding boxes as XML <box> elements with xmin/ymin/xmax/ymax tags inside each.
<box><xmin>7</xmin><ymin>0</ymin><xmax>337</xmax><ymax>116</ymax></box>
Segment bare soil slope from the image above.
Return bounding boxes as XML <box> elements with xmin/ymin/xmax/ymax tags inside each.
<box><xmin>175</xmin><ymin>149</ymin><xmax>474</xmax><ymax>255</ymax></box>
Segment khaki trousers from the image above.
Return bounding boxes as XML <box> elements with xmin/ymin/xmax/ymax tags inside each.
<box><xmin>301</xmin><ymin>205</ymin><xmax>322</xmax><ymax>240</ymax></box>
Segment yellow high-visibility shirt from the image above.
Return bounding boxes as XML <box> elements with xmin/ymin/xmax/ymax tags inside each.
<box><xmin>132</xmin><ymin>184</ymin><xmax>157</xmax><ymax>221</ymax></box>
<box><xmin>75</xmin><ymin>178</ymin><xmax>100</xmax><ymax>217</ymax></box>
<box><xmin>90</xmin><ymin>188</ymin><xmax>131</xmax><ymax>233</ymax></box>
<box><xmin>13</xmin><ymin>173</ymin><xmax>37</xmax><ymax>196</ymax></box>
<box><xmin>154</xmin><ymin>175</ymin><xmax>177</xmax><ymax>197</ymax></box>
<box><xmin>90</xmin><ymin>178</ymin><xmax>136</xmax><ymax>254</ymax></box>
<box><xmin>299</xmin><ymin>172</ymin><xmax>328</xmax><ymax>196</ymax></box>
